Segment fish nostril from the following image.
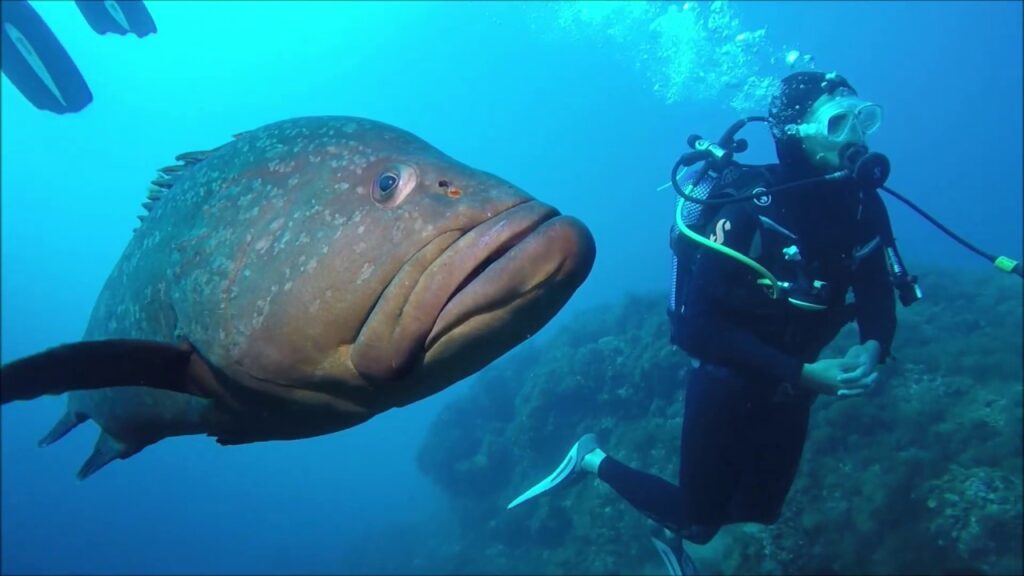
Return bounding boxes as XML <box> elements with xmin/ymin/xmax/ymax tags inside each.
<box><xmin>438</xmin><ymin>179</ymin><xmax>450</xmax><ymax>188</ymax></box>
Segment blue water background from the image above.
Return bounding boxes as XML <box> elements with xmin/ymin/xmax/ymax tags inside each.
<box><xmin>2</xmin><ymin>1</ymin><xmax>1020</xmax><ymax>573</ymax></box>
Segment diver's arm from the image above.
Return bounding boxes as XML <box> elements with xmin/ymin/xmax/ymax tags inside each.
<box><xmin>851</xmin><ymin>246</ymin><xmax>897</xmax><ymax>361</ymax></box>
<box><xmin>851</xmin><ymin>198</ymin><xmax>898</xmax><ymax>362</ymax></box>
<box><xmin>673</xmin><ymin>204</ymin><xmax>805</xmax><ymax>386</ymax></box>
<box><xmin>678</xmin><ymin>302</ymin><xmax>805</xmax><ymax>386</ymax></box>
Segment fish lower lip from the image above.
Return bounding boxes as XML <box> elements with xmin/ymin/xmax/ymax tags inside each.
<box><xmin>441</xmin><ymin>225</ymin><xmax>541</xmax><ymax>311</ymax></box>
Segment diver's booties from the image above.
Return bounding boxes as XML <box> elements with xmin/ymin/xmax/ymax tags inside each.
<box><xmin>505</xmin><ymin>433</ymin><xmax>601</xmax><ymax>509</ymax></box>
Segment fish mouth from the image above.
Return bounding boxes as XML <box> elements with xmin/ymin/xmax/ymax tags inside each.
<box><xmin>425</xmin><ymin>201</ymin><xmax>562</xmax><ymax>350</ymax></box>
<box><xmin>350</xmin><ymin>200</ymin><xmax>595</xmax><ymax>383</ymax></box>
<box><xmin>419</xmin><ymin>201</ymin><xmax>595</xmax><ymax>375</ymax></box>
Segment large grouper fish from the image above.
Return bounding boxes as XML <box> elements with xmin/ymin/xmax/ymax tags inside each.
<box><xmin>0</xmin><ymin>116</ymin><xmax>596</xmax><ymax>479</ymax></box>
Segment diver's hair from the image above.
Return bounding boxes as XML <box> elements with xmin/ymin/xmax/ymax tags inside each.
<box><xmin>767</xmin><ymin>71</ymin><xmax>857</xmax><ymax>170</ymax></box>
<box><xmin>767</xmin><ymin>71</ymin><xmax>857</xmax><ymax>138</ymax></box>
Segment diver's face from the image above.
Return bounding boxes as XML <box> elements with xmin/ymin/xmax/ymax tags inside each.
<box><xmin>798</xmin><ymin>88</ymin><xmax>883</xmax><ymax>171</ymax></box>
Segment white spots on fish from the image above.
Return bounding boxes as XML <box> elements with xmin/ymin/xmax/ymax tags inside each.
<box><xmin>268</xmin><ymin>159</ymin><xmax>297</xmax><ymax>173</ymax></box>
<box><xmin>356</xmin><ymin>185</ymin><xmax>367</xmax><ymax>196</ymax></box>
<box><xmin>284</xmin><ymin>280</ymin><xmax>293</xmax><ymax>292</ymax></box>
<box><xmin>297</xmin><ymin>231</ymin><xmax>311</xmax><ymax>245</ymax></box>
<box><xmin>287</xmin><ymin>174</ymin><xmax>302</xmax><ymax>189</ymax></box>
<box><xmin>273</xmin><ymin>230</ymin><xmax>292</xmax><ymax>256</ymax></box>
<box><xmin>269</xmin><ymin>217</ymin><xmax>286</xmax><ymax>232</ymax></box>
<box><xmin>343</xmin><ymin>122</ymin><xmax>357</xmax><ymax>133</ymax></box>
<box><xmin>358</xmin><ymin>224</ymin><xmax>366</xmax><ymax>235</ymax></box>
<box><xmin>254</xmin><ymin>235</ymin><xmax>272</xmax><ymax>254</ymax></box>
<box><xmin>252</xmin><ymin>296</ymin><xmax>271</xmax><ymax>330</ymax></box>
<box><xmin>358</xmin><ymin>262</ymin><xmax>374</xmax><ymax>284</ymax></box>
<box><xmin>241</xmin><ymin>204</ymin><xmax>262</xmax><ymax>222</ymax></box>
<box><xmin>236</xmin><ymin>190</ymin><xmax>256</xmax><ymax>209</ymax></box>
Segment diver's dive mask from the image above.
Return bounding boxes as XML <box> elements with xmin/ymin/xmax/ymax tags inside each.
<box><xmin>787</xmin><ymin>93</ymin><xmax>883</xmax><ymax>143</ymax></box>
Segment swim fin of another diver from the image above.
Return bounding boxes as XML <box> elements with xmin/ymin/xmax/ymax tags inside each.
<box><xmin>0</xmin><ymin>0</ymin><xmax>93</xmax><ymax>114</ymax></box>
<box><xmin>0</xmin><ymin>339</ymin><xmax>216</xmax><ymax>405</ymax></box>
<box><xmin>74</xmin><ymin>0</ymin><xmax>156</xmax><ymax>37</ymax></box>
<box><xmin>506</xmin><ymin>433</ymin><xmax>599</xmax><ymax>509</ymax></box>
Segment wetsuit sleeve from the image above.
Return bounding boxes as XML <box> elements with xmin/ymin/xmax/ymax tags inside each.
<box><xmin>851</xmin><ymin>196</ymin><xmax>898</xmax><ymax>361</ymax></box>
<box><xmin>674</xmin><ymin>203</ymin><xmax>805</xmax><ymax>386</ymax></box>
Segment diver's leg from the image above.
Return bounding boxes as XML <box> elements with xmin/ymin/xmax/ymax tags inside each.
<box><xmin>728</xmin><ymin>392</ymin><xmax>814</xmax><ymax>525</ymax></box>
<box><xmin>591</xmin><ymin>364</ymin><xmax>747</xmax><ymax>540</ymax></box>
<box><xmin>673</xmin><ymin>363</ymin><xmax>755</xmax><ymax>542</ymax></box>
<box><xmin>593</xmin><ymin>456</ymin><xmax>687</xmax><ymax>530</ymax></box>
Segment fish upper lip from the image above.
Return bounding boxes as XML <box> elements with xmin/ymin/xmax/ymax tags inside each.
<box><xmin>424</xmin><ymin>201</ymin><xmax>559</xmax><ymax>350</ymax></box>
<box><xmin>437</xmin><ymin>203</ymin><xmax>553</xmax><ymax>312</ymax></box>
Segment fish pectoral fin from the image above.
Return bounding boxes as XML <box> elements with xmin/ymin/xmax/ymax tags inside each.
<box><xmin>0</xmin><ymin>339</ymin><xmax>214</xmax><ymax>405</ymax></box>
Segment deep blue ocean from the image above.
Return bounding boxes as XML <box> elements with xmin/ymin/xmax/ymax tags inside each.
<box><xmin>2</xmin><ymin>1</ymin><xmax>1021</xmax><ymax>574</ymax></box>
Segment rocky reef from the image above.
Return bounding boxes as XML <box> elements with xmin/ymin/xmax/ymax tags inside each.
<box><xmin>414</xmin><ymin>267</ymin><xmax>1022</xmax><ymax>575</ymax></box>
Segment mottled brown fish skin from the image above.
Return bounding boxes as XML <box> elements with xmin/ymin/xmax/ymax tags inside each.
<box><xmin>75</xmin><ymin>116</ymin><xmax>594</xmax><ymax>448</ymax></box>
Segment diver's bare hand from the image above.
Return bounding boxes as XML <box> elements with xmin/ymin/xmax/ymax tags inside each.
<box><xmin>799</xmin><ymin>358</ymin><xmax>877</xmax><ymax>397</ymax></box>
<box><xmin>837</xmin><ymin>341</ymin><xmax>882</xmax><ymax>387</ymax></box>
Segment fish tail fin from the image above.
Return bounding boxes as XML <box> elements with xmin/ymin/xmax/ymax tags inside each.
<box><xmin>38</xmin><ymin>409</ymin><xmax>89</xmax><ymax>447</ymax></box>
<box><xmin>77</xmin><ymin>432</ymin><xmax>135</xmax><ymax>481</ymax></box>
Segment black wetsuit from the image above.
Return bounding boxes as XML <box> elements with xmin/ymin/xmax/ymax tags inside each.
<box><xmin>597</xmin><ymin>165</ymin><xmax>898</xmax><ymax>544</ymax></box>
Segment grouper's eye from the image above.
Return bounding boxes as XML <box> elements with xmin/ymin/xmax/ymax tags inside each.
<box><xmin>377</xmin><ymin>173</ymin><xmax>398</xmax><ymax>198</ymax></box>
<box><xmin>371</xmin><ymin>164</ymin><xmax>417</xmax><ymax>206</ymax></box>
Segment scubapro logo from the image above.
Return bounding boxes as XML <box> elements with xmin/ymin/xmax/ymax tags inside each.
<box><xmin>752</xmin><ymin>187</ymin><xmax>771</xmax><ymax>206</ymax></box>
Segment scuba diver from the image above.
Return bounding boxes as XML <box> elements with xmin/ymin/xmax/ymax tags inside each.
<box><xmin>1</xmin><ymin>0</ymin><xmax>156</xmax><ymax>114</ymax></box>
<box><xmin>503</xmin><ymin>70</ymin><xmax>1021</xmax><ymax>575</ymax></box>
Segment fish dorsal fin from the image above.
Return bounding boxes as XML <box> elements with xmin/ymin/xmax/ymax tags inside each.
<box><xmin>133</xmin><ymin>147</ymin><xmax>220</xmax><ymax>232</ymax></box>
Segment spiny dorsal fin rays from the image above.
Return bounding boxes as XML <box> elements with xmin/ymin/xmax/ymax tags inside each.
<box><xmin>150</xmin><ymin>176</ymin><xmax>174</xmax><ymax>190</ymax></box>
<box><xmin>174</xmin><ymin>150</ymin><xmax>211</xmax><ymax>165</ymax></box>
<box><xmin>133</xmin><ymin>146</ymin><xmax>219</xmax><ymax>233</ymax></box>
<box><xmin>156</xmin><ymin>164</ymin><xmax>186</xmax><ymax>175</ymax></box>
